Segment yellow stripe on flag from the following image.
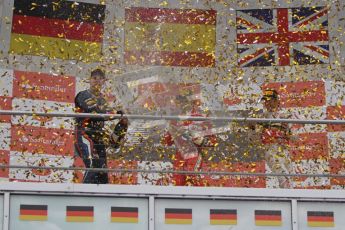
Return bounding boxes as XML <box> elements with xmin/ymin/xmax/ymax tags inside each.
<box><xmin>125</xmin><ymin>22</ymin><xmax>215</xmax><ymax>53</ymax></box>
<box><xmin>20</xmin><ymin>215</ymin><xmax>47</xmax><ymax>221</ymax></box>
<box><xmin>308</xmin><ymin>221</ymin><xmax>335</xmax><ymax>227</ymax></box>
<box><xmin>165</xmin><ymin>219</ymin><xmax>192</xmax><ymax>225</ymax></box>
<box><xmin>66</xmin><ymin>216</ymin><xmax>94</xmax><ymax>222</ymax></box>
<box><xmin>10</xmin><ymin>33</ymin><xmax>102</xmax><ymax>62</ymax></box>
<box><xmin>111</xmin><ymin>217</ymin><xmax>138</xmax><ymax>223</ymax></box>
<box><xmin>255</xmin><ymin>220</ymin><xmax>282</xmax><ymax>226</ymax></box>
<box><xmin>210</xmin><ymin>219</ymin><xmax>237</xmax><ymax>225</ymax></box>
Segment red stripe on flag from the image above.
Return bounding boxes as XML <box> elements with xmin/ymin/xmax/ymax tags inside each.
<box><xmin>297</xmin><ymin>8</ymin><xmax>328</xmax><ymax>28</ymax></box>
<box><xmin>125</xmin><ymin>7</ymin><xmax>216</xmax><ymax>25</ymax></box>
<box><xmin>276</xmin><ymin>8</ymin><xmax>289</xmax><ymax>65</ymax></box>
<box><xmin>236</xmin><ymin>17</ymin><xmax>261</xmax><ymax>29</ymax></box>
<box><xmin>238</xmin><ymin>47</ymin><xmax>272</xmax><ymax>65</ymax></box>
<box><xmin>111</xmin><ymin>212</ymin><xmax>138</xmax><ymax>218</ymax></box>
<box><xmin>66</xmin><ymin>211</ymin><xmax>94</xmax><ymax>217</ymax></box>
<box><xmin>12</xmin><ymin>14</ymin><xmax>103</xmax><ymax>42</ymax></box>
<box><xmin>237</xmin><ymin>30</ymin><xmax>329</xmax><ymax>45</ymax></box>
<box><xmin>308</xmin><ymin>216</ymin><xmax>334</xmax><ymax>222</ymax></box>
<box><xmin>20</xmin><ymin>210</ymin><xmax>47</xmax><ymax>216</ymax></box>
<box><xmin>165</xmin><ymin>213</ymin><xmax>192</xmax><ymax>219</ymax></box>
<box><xmin>305</xmin><ymin>45</ymin><xmax>329</xmax><ymax>57</ymax></box>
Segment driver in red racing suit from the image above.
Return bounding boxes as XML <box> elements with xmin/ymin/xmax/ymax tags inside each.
<box><xmin>163</xmin><ymin>96</ymin><xmax>217</xmax><ymax>186</ymax></box>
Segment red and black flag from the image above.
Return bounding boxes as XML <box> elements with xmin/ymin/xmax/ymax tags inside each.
<box><xmin>111</xmin><ymin>207</ymin><xmax>138</xmax><ymax>223</ymax></box>
<box><xmin>210</xmin><ymin>209</ymin><xmax>237</xmax><ymax>225</ymax></box>
<box><xmin>19</xmin><ymin>204</ymin><xmax>48</xmax><ymax>221</ymax></box>
<box><xmin>66</xmin><ymin>206</ymin><xmax>94</xmax><ymax>222</ymax></box>
<box><xmin>165</xmin><ymin>208</ymin><xmax>192</xmax><ymax>224</ymax></box>
<box><xmin>10</xmin><ymin>0</ymin><xmax>105</xmax><ymax>61</ymax></box>
<box><xmin>255</xmin><ymin>210</ymin><xmax>282</xmax><ymax>226</ymax></box>
<box><xmin>308</xmin><ymin>211</ymin><xmax>335</xmax><ymax>227</ymax></box>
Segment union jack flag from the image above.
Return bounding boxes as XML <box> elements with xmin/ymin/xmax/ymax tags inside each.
<box><xmin>236</xmin><ymin>7</ymin><xmax>329</xmax><ymax>67</ymax></box>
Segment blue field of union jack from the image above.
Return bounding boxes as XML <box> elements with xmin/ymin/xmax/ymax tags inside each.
<box><xmin>236</xmin><ymin>7</ymin><xmax>329</xmax><ymax>67</ymax></box>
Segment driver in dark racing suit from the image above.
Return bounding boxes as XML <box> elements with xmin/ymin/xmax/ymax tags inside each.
<box><xmin>75</xmin><ymin>69</ymin><xmax>127</xmax><ymax>184</ymax></box>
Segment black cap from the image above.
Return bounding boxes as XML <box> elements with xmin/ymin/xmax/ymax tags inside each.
<box><xmin>261</xmin><ymin>89</ymin><xmax>279</xmax><ymax>101</ymax></box>
<box><xmin>91</xmin><ymin>68</ymin><xmax>105</xmax><ymax>79</ymax></box>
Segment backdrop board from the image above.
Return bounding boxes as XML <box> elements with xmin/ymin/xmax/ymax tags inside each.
<box><xmin>155</xmin><ymin>199</ymin><xmax>291</xmax><ymax>230</ymax></box>
<box><xmin>298</xmin><ymin>201</ymin><xmax>345</xmax><ymax>230</ymax></box>
<box><xmin>9</xmin><ymin>195</ymin><xmax>148</xmax><ymax>230</ymax></box>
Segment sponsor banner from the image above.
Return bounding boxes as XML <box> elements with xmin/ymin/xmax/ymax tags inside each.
<box><xmin>328</xmin><ymin>132</ymin><xmax>345</xmax><ymax>158</ymax></box>
<box><xmin>329</xmin><ymin>157</ymin><xmax>345</xmax><ymax>186</ymax></box>
<box><xmin>137</xmin><ymin>161</ymin><xmax>173</xmax><ymax>185</ymax></box>
<box><xmin>66</xmin><ymin>206</ymin><xmax>94</xmax><ymax>222</ymax></box>
<box><xmin>0</xmin><ymin>123</ymin><xmax>11</xmax><ymax>150</ymax></box>
<box><xmin>262</xmin><ymin>81</ymin><xmax>326</xmax><ymax>108</ymax></box>
<box><xmin>0</xmin><ymin>68</ymin><xmax>13</xmax><ymax>96</ymax></box>
<box><xmin>307</xmin><ymin>211</ymin><xmax>334</xmax><ymax>227</ymax></box>
<box><xmin>165</xmin><ymin>208</ymin><xmax>192</xmax><ymax>225</ymax></box>
<box><xmin>108</xmin><ymin>160</ymin><xmax>138</xmax><ymax>185</ymax></box>
<box><xmin>200</xmin><ymin>161</ymin><xmax>266</xmax><ymax>188</ymax></box>
<box><xmin>10</xmin><ymin>125</ymin><xmax>74</xmax><ymax>156</ymax></box>
<box><xmin>11</xmin><ymin>98</ymin><xmax>74</xmax><ymax>130</ymax></box>
<box><xmin>223</xmin><ymin>95</ymin><xmax>242</xmax><ymax>107</ymax></box>
<box><xmin>111</xmin><ymin>207</ymin><xmax>139</xmax><ymax>223</ymax></box>
<box><xmin>13</xmin><ymin>70</ymin><xmax>75</xmax><ymax>103</ymax></box>
<box><xmin>210</xmin><ymin>209</ymin><xmax>237</xmax><ymax>225</ymax></box>
<box><xmin>282</xmin><ymin>107</ymin><xmax>327</xmax><ymax>133</ymax></box>
<box><xmin>292</xmin><ymin>159</ymin><xmax>330</xmax><ymax>189</ymax></box>
<box><xmin>0</xmin><ymin>150</ymin><xmax>9</xmax><ymax>178</ymax></box>
<box><xmin>125</xmin><ymin>7</ymin><xmax>216</xmax><ymax>67</ymax></box>
<box><xmin>72</xmin><ymin>156</ymin><xmax>85</xmax><ymax>184</ymax></box>
<box><xmin>9</xmin><ymin>152</ymin><xmax>74</xmax><ymax>182</ymax></box>
<box><xmin>10</xmin><ymin>0</ymin><xmax>105</xmax><ymax>61</ymax></box>
<box><xmin>0</xmin><ymin>96</ymin><xmax>12</xmax><ymax>123</ymax></box>
<box><xmin>19</xmin><ymin>204</ymin><xmax>48</xmax><ymax>221</ymax></box>
<box><xmin>220</xmin><ymin>83</ymin><xmax>261</xmax><ymax>110</ymax></box>
<box><xmin>327</xmin><ymin>106</ymin><xmax>345</xmax><ymax>132</ymax></box>
<box><xmin>325</xmin><ymin>80</ymin><xmax>345</xmax><ymax>106</ymax></box>
<box><xmin>289</xmin><ymin>133</ymin><xmax>328</xmax><ymax>161</ymax></box>
<box><xmin>255</xmin><ymin>210</ymin><xmax>282</xmax><ymax>226</ymax></box>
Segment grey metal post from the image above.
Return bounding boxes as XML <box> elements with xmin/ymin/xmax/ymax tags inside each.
<box><xmin>291</xmin><ymin>199</ymin><xmax>299</xmax><ymax>230</ymax></box>
<box><xmin>2</xmin><ymin>193</ymin><xmax>9</xmax><ymax>230</ymax></box>
<box><xmin>149</xmin><ymin>196</ymin><xmax>155</xmax><ymax>230</ymax></box>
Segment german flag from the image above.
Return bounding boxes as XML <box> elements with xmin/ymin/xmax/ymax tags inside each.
<box><xmin>210</xmin><ymin>209</ymin><xmax>237</xmax><ymax>225</ymax></box>
<box><xmin>165</xmin><ymin>208</ymin><xmax>192</xmax><ymax>225</ymax></box>
<box><xmin>308</xmin><ymin>211</ymin><xmax>334</xmax><ymax>227</ymax></box>
<box><xmin>19</xmin><ymin>204</ymin><xmax>48</xmax><ymax>221</ymax></box>
<box><xmin>125</xmin><ymin>7</ymin><xmax>216</xmax><ymax>67</ymax></box>
<box><xmin>10</xmin><ymin>0</ymin><xmax>105</xmax><ymax>61</ymax></box>
<box><xmin>255</xmin><ymin>210</ymin><xmax>282</xmax><ymax>226</ymax></box>
<box><xmin>111</xmin><ymin>207</ymin><xmax>138</xmax><ymax>223</ymax></box>
<box><xmin>66</xmin><ymin>206</ymin><xmax>94</xmax><ymax>222</ymax></box>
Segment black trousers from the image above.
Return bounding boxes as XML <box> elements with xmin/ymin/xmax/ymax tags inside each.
<box><xmin>75</xmin><ymin>130</ymin><xmax>108</xmax><ymax>184</ymax></box>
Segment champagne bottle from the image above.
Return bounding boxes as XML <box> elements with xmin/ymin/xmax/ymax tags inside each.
<box><xmin>111</xmin><ymin>119</ymin><xmax>128</xmax><ymax>149</ymax></box>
